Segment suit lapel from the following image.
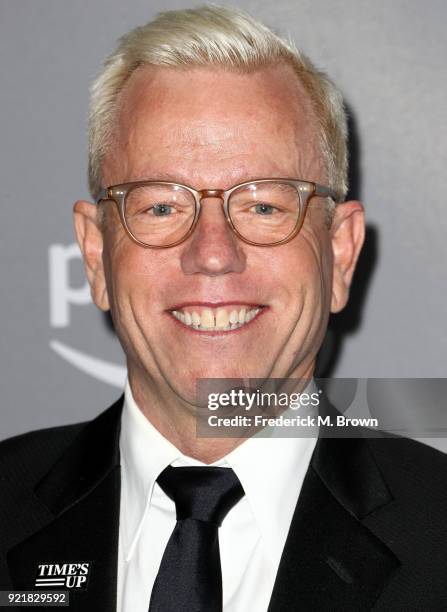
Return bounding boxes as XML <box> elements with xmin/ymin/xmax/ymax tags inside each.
<box><xmin>7</xmin><ymin>397</ymin><xmax>123</xmax><ymax>611</ymax></box>
<box><xmin>268</xmin><ymin>434</ymin><xmax>400</xmax><ymax>610</ymax></box>
<box><xmin>7</xmin><ymin>395</ymin><xmax>400</xmax><ymax>609</ymax></box>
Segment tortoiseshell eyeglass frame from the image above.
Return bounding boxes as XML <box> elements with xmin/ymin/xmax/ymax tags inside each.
<box><xmin>96</xmin><ymin>178</ymin><xmax>339</xmax><ymax>248</ymax></box>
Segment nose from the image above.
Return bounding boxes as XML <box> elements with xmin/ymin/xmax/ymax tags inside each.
<box><xmin>180</xmin><ymin>196</ymin><xmax>246</xmax><ymax>276</ymax></box>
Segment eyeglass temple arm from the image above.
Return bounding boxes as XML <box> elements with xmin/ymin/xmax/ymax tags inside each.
<box><xmin>96</xmin><ymin>188</ymin><xmax>109</xmax><ymax>204</ymax></box>
<box><xmin>314</xmin><ymin>183</ymin><xmax>339</xmax><ymax>202</ymax></box>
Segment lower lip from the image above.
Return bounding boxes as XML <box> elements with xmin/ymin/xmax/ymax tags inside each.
<box><xmin>167</xmin><ymin>307</ymin><xmax>266</xmax><ymax>335</ymax></box>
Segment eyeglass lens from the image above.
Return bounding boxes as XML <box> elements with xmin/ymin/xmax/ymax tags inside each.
<box><xmin>124</xmin><ymin>181</ymin><xmax>301</xmax><ymax>246</ymax></box>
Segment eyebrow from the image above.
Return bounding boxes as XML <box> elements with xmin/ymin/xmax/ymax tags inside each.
<box><xmin>137</xmin><ymin>172</ymin><xmax>183</xmax><ymax>182</ymax></box>
<box><xmin>131</xmin><ymin>172</ymin><xmax>278</xmax><ymax>189</ymax></box>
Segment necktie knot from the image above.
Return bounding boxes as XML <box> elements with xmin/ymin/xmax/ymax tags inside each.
<box><xmin>157</xmin><ymin>465</ymin><xmax>244</xmax><ymax>526</ymax></box>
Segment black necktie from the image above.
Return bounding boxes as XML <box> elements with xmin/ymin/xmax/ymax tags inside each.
<box><xmin>148</xmin><ymin>466</ymin><xmax>245</xmax><ymax>612</ymax></box>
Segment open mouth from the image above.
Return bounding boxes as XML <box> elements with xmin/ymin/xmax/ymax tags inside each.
<box><xmin>169</xmin><ymin>304</ymin><xmax>264</xmax><ymax>332</ymax></box>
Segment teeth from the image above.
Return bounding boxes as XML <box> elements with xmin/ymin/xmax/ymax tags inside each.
<box><xmin>246</xmin><ymin>309</ymin><xmax>257</xmax><ymax>322</ymax></box>
<box><xmin>201</xmin><ymin>308</ymin><xmax>214</xmax><ymax>330</ymax></box>
<box><xmin>171</xmin><ymin>305</ymin><xmax>262</xmax><ymax>331</ymax></box>
<box><xmin>216</xmin><ymin>308</ymin><xmax>229</xmax><ymax>329</ymax></box>
<box><xmin>229</xmin><ymin>309</ymin><xmax>239</xmax><ymax>324</ymax></box>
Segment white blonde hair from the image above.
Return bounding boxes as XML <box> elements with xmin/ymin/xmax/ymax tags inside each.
<box><xmin>88</xmin><ymin>5</ymin><xmax>348</xmax><ymax>204</ymax></box>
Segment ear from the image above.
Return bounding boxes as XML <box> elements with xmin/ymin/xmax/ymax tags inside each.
<box><xmin>330</xmin><ymin>200</ymin><xmax>365</xmax><ymax>313</ymax></box>
<box><xmin>73</xmin><ymin>200</ymin><xmax>110</xmax><ymax>311</ymax></box>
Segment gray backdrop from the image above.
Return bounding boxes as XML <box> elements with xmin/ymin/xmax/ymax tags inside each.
<box><xmin>1</xmin><ymin>1</ymin><xmax>446</xmax><ymax>448</ymax></box>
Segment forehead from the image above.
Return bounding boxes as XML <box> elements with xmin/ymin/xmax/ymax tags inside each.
<box><xmin>105</xmin><ymin>63</ymin><xmax>322</xmax><ymax>186</ymax></box>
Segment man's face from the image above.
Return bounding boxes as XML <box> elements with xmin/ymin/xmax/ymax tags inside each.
<box><xmin>76</xmin><ymin>64</ymin><xmax>363</xmax><ymax>405</ymax></box>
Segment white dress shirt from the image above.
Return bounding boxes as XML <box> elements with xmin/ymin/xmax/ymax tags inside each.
<box><xmin>117</xmin><ymin>380</ymin><xmax>318</xmax><ymax>612</ymax></box>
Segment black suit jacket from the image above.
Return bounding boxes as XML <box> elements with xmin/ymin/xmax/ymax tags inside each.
<box><xmin>1</xmin><ymin>396</ymin><xmax>447</xmax><ymax>611</ymax></box>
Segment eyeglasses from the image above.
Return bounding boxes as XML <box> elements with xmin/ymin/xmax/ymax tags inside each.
<box><xmin>96</xmin><ymin>178</ymin><xmax>338</xmax><ymax>248</ymax></box>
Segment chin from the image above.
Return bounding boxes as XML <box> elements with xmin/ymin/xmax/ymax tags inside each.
<box><xmin>167</xmin><ymin>362</ymin><xmax>273</xmax><ymax>404</ymax></box>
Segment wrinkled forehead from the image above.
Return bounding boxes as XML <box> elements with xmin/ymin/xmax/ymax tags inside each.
<box><xmin>104</xmin><ymin>63</ymin><xmax>323</xmax><ymax>185</ymax></box>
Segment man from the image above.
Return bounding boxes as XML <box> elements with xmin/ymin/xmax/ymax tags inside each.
<box><xmin>1</xmin><ymin>6</ymin><xmax>447</xmax><ymax>611</ymax></box>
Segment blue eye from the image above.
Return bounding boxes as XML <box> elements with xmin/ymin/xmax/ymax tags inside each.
<box><xmin>151</xmin><ymin>204</ymin><xmax>173</xmax><ymax>216</ymax></box>
<box><xmin>254</xmin><ymin>203</ymin><xmax>275</xmax><ymax>215</ymax></box>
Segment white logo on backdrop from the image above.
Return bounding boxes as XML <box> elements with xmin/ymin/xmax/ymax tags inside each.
<box><xmin>48</xmin><ymin>243</ymin><xmax>126</xmax><ymax>388</ymax></box>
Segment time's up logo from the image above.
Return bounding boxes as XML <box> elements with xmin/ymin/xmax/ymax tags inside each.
<box><xmin>34</xmin><ymin>562</ymin><xmax>91</xmax><ymax>589</ymax></box>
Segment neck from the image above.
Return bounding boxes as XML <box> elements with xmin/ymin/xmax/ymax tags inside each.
<box><xmin>128</xmin><ymin>362</ymin><xmax>315</xmax><ymax>463</ymax></box>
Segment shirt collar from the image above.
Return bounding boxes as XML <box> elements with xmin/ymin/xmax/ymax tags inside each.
<box><xmin>119</xmin><ymin>378</ymin><xmax>318</xmax><ymax>568</ymax></box>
